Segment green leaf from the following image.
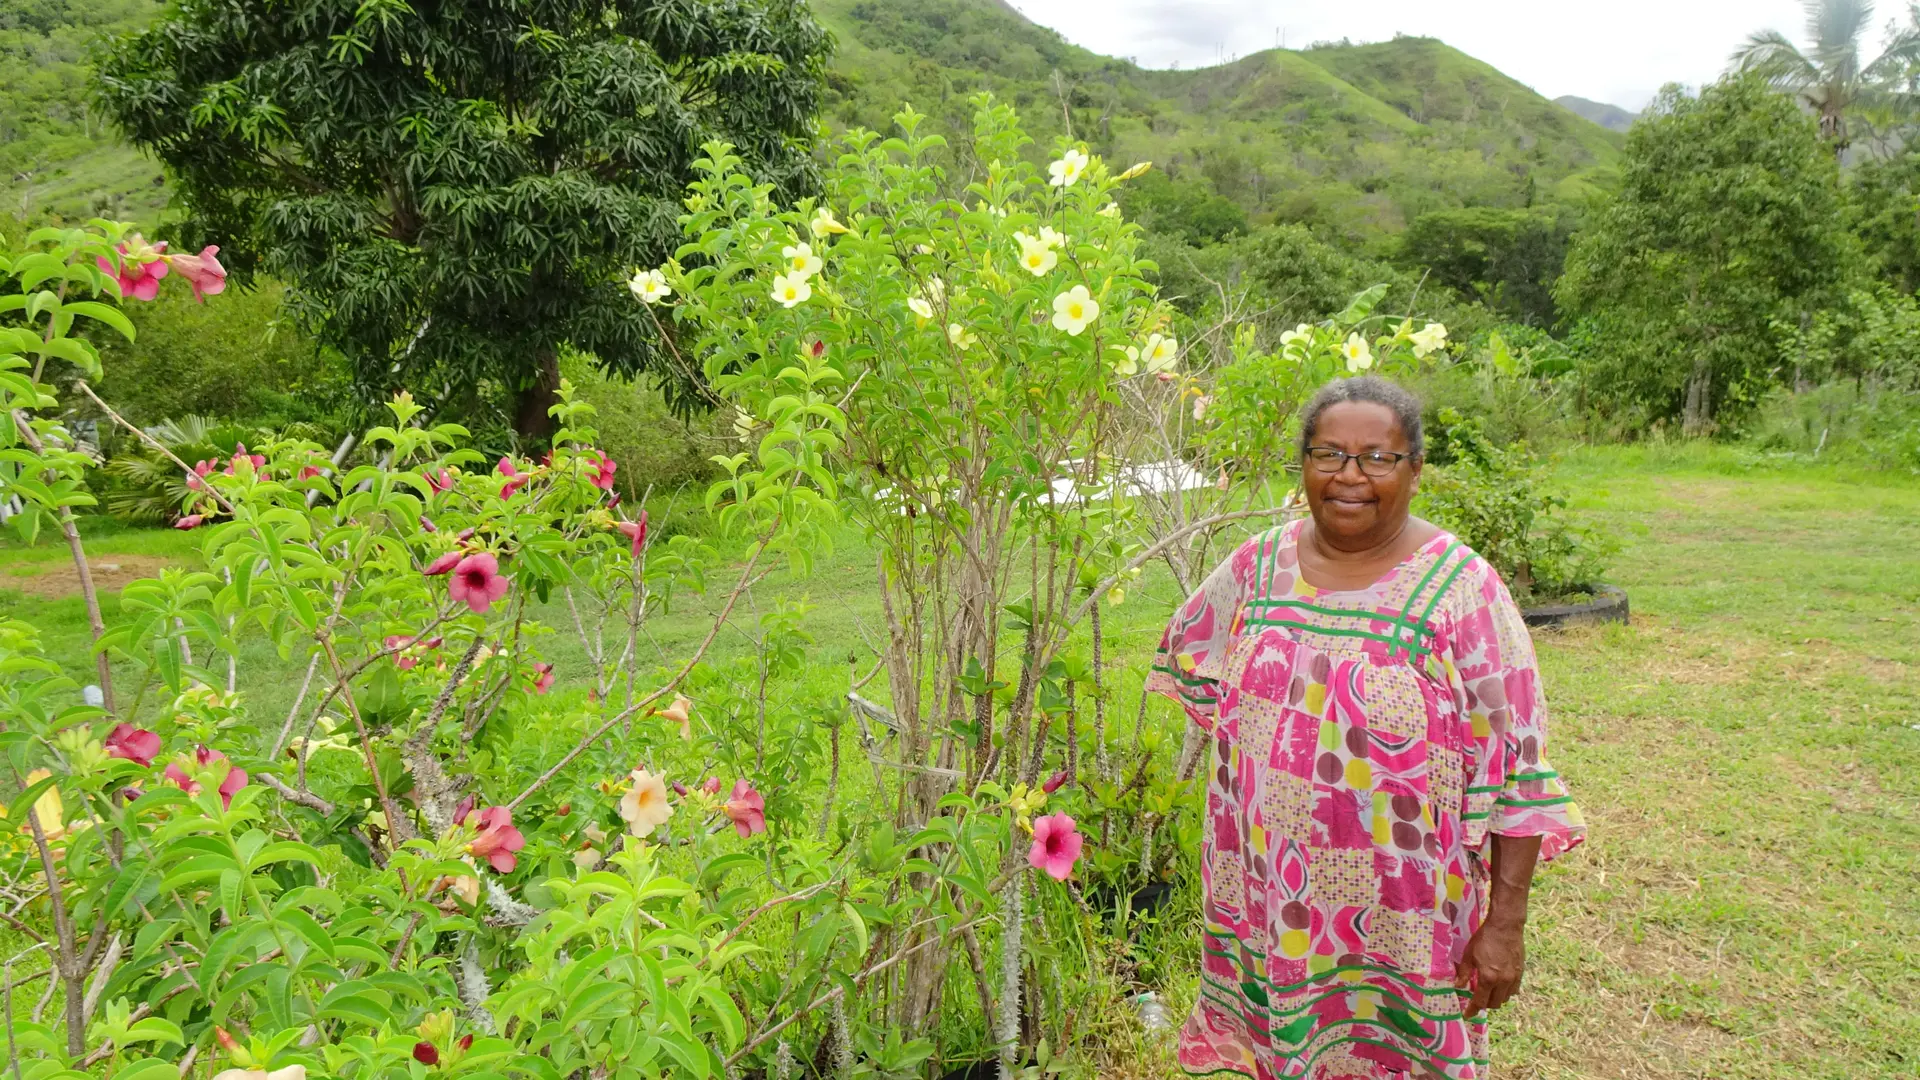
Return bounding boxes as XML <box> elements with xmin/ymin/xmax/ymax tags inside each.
<box><xmin>61</xmin><ymin>301</ymin><xmax>135</xmax><ymax>342</ymax></box>
<box><xmin>107</xmin><ymin>1060</ymin><xmax>181</xmax><ymax>1080</ymax></box>
<box><xmin>316</xmin><ymin>989</ymin><xmax>392</xmax><ymax>1030</ymax></box>
<box><xmin>560</xmin><ymin>979</ymin><xmax>627</xmax><ymax>1029</ymax></box>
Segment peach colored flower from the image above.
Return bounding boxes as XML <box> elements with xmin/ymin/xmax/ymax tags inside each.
<box><xmin>619</xmin><ymin>769</ymin><xmax>674</xmax><ymax>838</ymax></box>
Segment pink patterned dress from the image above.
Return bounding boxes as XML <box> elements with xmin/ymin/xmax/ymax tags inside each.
<box><xmin>1147</xmin><ymin>521</ymin><xmax>1584</xmax><ymax>1080</ymax></box>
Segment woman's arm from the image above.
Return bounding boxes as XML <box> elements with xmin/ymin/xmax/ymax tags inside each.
<box><xmin>1454</xmin><ymin>832</ymin><xmax>1543</xmax><ymax>1017</ymax></box>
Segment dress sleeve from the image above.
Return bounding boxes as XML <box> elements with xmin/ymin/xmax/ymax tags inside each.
<box><xmin>1458</xmin><ymin>566</ymin><xmax>1587</xmax><ymax>863</ymax></box>
<box><xmin>1145</xmin><ymin>537</ymin><xmax>1257</xmax><ymax>739</ymax></box>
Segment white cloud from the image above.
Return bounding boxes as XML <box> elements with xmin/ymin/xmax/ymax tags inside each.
<box><xmin>1006</xmin><ymin>0</ymin><xmax>1841</xmax><ymax>111</ymax></box>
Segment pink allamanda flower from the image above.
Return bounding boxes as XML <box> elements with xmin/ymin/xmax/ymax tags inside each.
<box><xmin>98</xmin><ymin>235</ymin><xmax>168</xmax><ymax>301</ymax></box>
<box><xmin>186</xmin><ymin>459</ymin><xmax>214</xmax><ymax>491</ymax></box>
<box><xmin>174</xmin><ymin>514</ymin><xmax>205</xmax><ymax>530</ymax></box>
<box><xmin>587</xmin><ymin>452</ymin><xmax>617</xmax><ymax>491</ymax></box>
<box><xmin>497</xmin><ymin>457</ymin><xmax>528</xmax><ymax>500</ymax></box>
<box><xmin>385</xmin><ymin>635</ymin><xmax>419</xmax><ymax>670</ymax></box>
<box><xmin>165</xmin><ymin>747</ymin><xmax>248</xmax><ymax>808</ymax></box>
<box><xmin>427</xmin><ymin>467</ymin><xmax>456</xmax><ymax>493</ymax></box>
<box><xmin>615</xmin><ymin>510</ymin><xmax>648</xmax><ymax>557</ymax></box>
<box><xmin>167</xmin><ymin>245</ymin><xmax>226</xmax><ymax>302</ymax></box>
<box><xmin>423</xmin><ymin>550</ymin><xmax>463</xmax><ymax>576</ymax></box>
<box><xmin>1027</xmin><ymin>812</ymin><xmax>1083</xmax><ymax>881</ymax></box>
<box><xmin>465</xmin><ymin>806</ymin><xmax>525</xmax><ymax>872</ymax></box>
<box><xmin>724</xmin><ymin>779</ymin><xmax>766</xmax><ymax>838</ymax></box>
<box><xmin>1042</xmin><ymin>769</ymin><xmax>1071</xmax><ymax>794</ymax></box>
<box><xmin>447</xmin><ymin>552</ymin><xmax>510</xmax><ymax>613</ymax></box>
<box><xmin>104</xmin><ymin>723</ymin><xmax>161</xmax><ymax>767</ymax></box>
<box><xmin>531</xmin><ymin>661</ymin><xmax>554</xmax><ymax>694</ymax></box>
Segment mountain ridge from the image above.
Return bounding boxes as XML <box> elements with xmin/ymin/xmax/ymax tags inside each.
<box><xmin>6</xmin><ymin>0</ymin><xmax>1625</xmax><ymax>241</ymax></box>
<box><xmin>1554</xmin><ymin>95</ymin><xmax>1639</xmax><ymax>132</ymax></box>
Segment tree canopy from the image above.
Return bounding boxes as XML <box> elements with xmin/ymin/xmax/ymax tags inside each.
<box><xmin>1557</xmin><ymin>76</ymin><xmax>1855</xmax><ymax>434</ymax></box>
<box><xmin>96</xmin><ymin>0</ymin><xmax>830</xmax><ymax>439</ymax></box>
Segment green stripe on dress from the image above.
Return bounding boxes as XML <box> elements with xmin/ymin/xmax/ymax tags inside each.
<box><xmin>1239</xmin><ymin>619</ymin><xmax>1433</xmax><ymax>658</ymax></box>
<box><xmin>1496</xmin><ymin>794</ymin><xmax>1573</xmax><ymax>808</ymax></box>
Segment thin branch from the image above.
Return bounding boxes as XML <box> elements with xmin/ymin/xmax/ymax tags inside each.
<box><xmin>505</xmin><ymin>516</ymin><xmax>781</xmax><ymax>811</ymax></box>
<box><xmin>1065</xmin><ymin>506</ymin><xmax>1303</xmax><ymax>630</ymax></box>
<box><xmin>726</xmin><ymin>915</ymin><xmax>991</xmax><ymax>1067</ymax></box>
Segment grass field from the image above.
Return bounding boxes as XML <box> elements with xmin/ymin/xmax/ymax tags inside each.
<box><xmin>2</xmin><ymin>445</ymin><xmax>1916</xmax><ymax>1078</ymax></box>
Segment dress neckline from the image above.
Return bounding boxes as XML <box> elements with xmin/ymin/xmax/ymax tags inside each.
<box><xmin>1285</xmin><ymin>518</ymin><xmax>1455</xmax><ymax>598</ymax></box>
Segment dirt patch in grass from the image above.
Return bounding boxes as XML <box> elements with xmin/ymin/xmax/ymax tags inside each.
<box><xmin>2</xmin><ymin>554</ymin><xmax>175</xmax><ymax>599</ymax></box>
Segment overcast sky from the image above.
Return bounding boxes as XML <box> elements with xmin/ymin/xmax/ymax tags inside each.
<box><xmin>1005</xmin><ymin>0</ymin><xmax>1843</xmax><ymax>111</ymax></box>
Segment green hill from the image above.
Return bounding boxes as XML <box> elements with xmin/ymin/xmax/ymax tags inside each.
<box><xmin>814</xmin><ymin>1</ymin><xmax>1621</xmax><ymax>242</ymax></box>
<box><xmin>5</xmin><ymin>0</ymin><xmax>1621</xmax><ymax>243</ymax></box>
<box><xmin>1</xmin><ymin>0</ymin><xmax>165</xmax><ymax>224</ymax></box>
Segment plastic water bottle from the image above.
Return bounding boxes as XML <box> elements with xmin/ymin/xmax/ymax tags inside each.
<box><xmin>1134</xmin><ymin>991</ymin><xmax>1170</xmax><ymax>1034</ymax></box>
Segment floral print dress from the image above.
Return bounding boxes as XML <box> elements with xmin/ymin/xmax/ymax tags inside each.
<box><xmin>1147</xmin><ymin>521</ymin><xmax>1584</xmax><ymax>1080</ymax></box>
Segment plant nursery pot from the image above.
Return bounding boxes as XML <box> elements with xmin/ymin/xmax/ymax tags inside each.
<box><xmin>1521</xmin><ymin>585</ymin><xmax>1629</xmax><ymax>630</ymax></box>
<box><xmin>1088</xmin><ymin>880</ymin><xmax>1178</xmax><ymax>919</ymax></box>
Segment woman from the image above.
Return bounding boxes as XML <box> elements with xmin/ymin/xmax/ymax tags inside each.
<box><xmin>1148</xmin><ymin>376</ymin><xmax>1583</xmax><ymax>1080</ymax></box>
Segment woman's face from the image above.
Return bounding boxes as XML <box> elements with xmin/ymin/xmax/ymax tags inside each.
<box><xmin>1301</xmin><ymin>401</ymin><xmax>1422</xmax><ymax>548</ymax></box>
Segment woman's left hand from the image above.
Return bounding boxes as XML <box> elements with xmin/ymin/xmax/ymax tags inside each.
<box><xmin>1455</xmin><ymin>919</ymin><xmax>1526</xmax><ymax>1017</ymax></box>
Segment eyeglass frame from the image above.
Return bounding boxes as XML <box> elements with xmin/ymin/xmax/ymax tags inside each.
<box><xmin>1301</xmin><ymin>446</ymin><xmax>1417</xmax><ymax>478</ymax></box>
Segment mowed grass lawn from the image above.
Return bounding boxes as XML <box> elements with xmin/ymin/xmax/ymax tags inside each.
<box><xmin>1</xmin><ymin>446</ymin><xmax>1916</xmax><ymax>1079</ymax></box>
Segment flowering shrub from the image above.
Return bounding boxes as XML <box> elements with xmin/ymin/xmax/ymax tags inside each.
<box><xmin>1</xmin><ymin>168</ymin><xmax>1099</xmax><ymax>1075</ymax></box>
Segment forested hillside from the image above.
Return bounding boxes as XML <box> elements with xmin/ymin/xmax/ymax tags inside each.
<box><xmin>813</xmin><ymin>0</ymin><xmax>1620</xmax><ymax>244</ymax></box>
<box><xmin>0</xmin><ymin>0</ymin><xmax>163</xmax><ymax>221</ymax></box>
<box><xmin>6</xmin><ymin>0</ymin><xmax>1621</xmax><ymax>243</ymax></box>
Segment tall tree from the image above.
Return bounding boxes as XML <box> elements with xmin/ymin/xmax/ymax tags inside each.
<box><xmin>96</xmin><ymin>0</ymin><xmax>829</xmax><ymax>440</ymax></box>
<box><xmin>1730</xmin><ymin>0</ymin><xmax>1920</xmax><ymax>151</ymax></box>
<box><xmin>1557</xmin><ymin>76</ymin><xmax>1856</xmax><ymax>435</ymax></box>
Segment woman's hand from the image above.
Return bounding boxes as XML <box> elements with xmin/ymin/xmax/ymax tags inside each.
<box><xmin>1455</xmin><ymin>918</ymin><xmax>1526</xmax><ymax>1017</ymax></box>
<box><xmin>1456</xmin><ymin>832</ymin><xmax>1544</xmax><ymax>1017</ymax></box>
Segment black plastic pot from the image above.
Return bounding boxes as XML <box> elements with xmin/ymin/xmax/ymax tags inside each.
<box><xmin>1521</xmin><ymin>585</ymin><xmax>1629</xmax><ymax>629</ymax></box>
<box><xmin>1087</xmin><ymin>880</ymin><xmax>1177</xmax><ymax>920</ymax></box>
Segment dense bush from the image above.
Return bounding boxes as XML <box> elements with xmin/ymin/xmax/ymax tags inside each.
<box><xmin>1395</xmin><ymin>206</ymin><xmax>1575</xmax><ymax>328</ymax></box>
<box><xmin>1744</xmin><ymin>382</ymin><xmax>1920</xmax><ymax>470</ymax></box>
<box><xmin>1411</xmin><ymin>324</ymin><xmax>1582</xmax><ymax>451</ymax></box>
<box><xmin>89</xmin><ymin>280</ymin><xmax>350</xmax><ymax>431</ymax></box>
<box><xmin>1418</xmin><ymin>409</ymin><xmax>1614</xmax><ymax>600</ymax></box>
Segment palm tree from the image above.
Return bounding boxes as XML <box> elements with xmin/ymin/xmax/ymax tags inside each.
<box><xmin>1731</xmin><ymin>0</ymin><xmax>1920</xmax><ymax>151</ymax></box>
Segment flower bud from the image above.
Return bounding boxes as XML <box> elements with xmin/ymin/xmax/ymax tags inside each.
<box><xmin>1042</xmin><ymin>769</ymin><xmax>1070</xmax><ymax>794</ymax></box>
<box><xmin>414</xmin><ymin>1043</ymin><xmax>440</xmax><ymax>1066</ymax></box>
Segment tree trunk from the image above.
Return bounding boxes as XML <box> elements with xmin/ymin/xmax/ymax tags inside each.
<box><xmin>1681</xmin><ymin>354</ymin><xmax>1713</xmax><ymax>438</ymax></box>
<box><xmin>512</xmin><ymin>347</ymin><xmax>562</xmax><ymax>443</ymax></box>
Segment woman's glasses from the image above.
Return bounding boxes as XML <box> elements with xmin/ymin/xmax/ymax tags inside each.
<box><xmin>1303</xmin><ymin>447</ymin><xmax>1412</xmax><ymax>478</ymax></box>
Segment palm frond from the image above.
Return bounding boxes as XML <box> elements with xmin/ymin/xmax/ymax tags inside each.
<box><xmin>1861</xmin><ymin>20</ymin><xmax>1920</xmax><ymax>82</ymax></box>
<box><xmin>1732</xmin><ymin>29</ymin><xmax>1825</xmax><ymax>88</ymax></box>
<box><xmin>1805</xmin><ymin>0</ymin><xmax>1875</xmax><ymax>47</ymax></box>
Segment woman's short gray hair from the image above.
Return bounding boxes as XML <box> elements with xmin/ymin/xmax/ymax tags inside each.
<box><xmin>1298</xmin><ymin>376</ymin><xmax>1425</xmax><ymax>460</ymax></box>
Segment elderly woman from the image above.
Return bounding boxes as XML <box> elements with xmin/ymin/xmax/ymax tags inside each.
<box><xmin>1148</xmin><ymin>376</ymin><xmax>1583</xmax><ymax>1080</ymax></box>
